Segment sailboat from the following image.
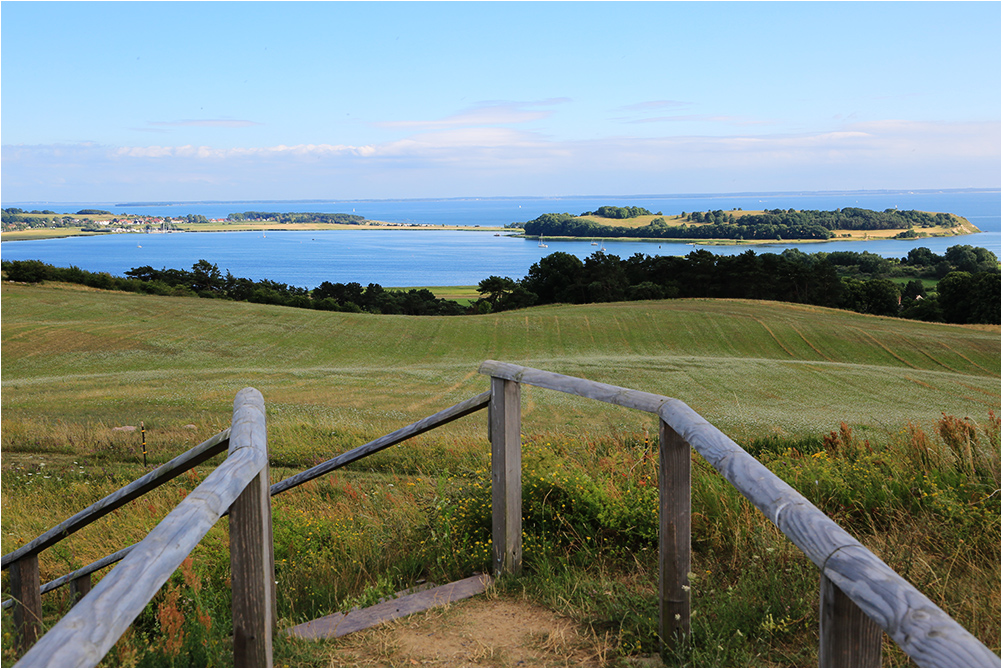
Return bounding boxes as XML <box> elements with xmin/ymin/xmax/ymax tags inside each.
<box><xmin>538</xmin><ymin>235</ymin><xmax>548</xmax><ymax>248</ymax></box>
<box><xmin>591</xmin><ymin>238</ymin><xmax>598</xmax><ymax>246</ymax></box>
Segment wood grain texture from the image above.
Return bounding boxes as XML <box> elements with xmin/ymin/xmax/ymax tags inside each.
<box><xmin>478</xmin><ymin>361</ymin><xmax>1001</xmax><ymax>668</ymax></box>
<box><xmin>229</xmin><ymin>387</ymin><xmax>273</xmax><ymax>668</ymax></box>
<box><xmin>1</xmin><ymin>429</ymin><xmax>230</xmax><ymax>570</ymax></box>
<box><xmin>230</xmin><ymin>469</ymin><xmax>274</xmax><ymax>667</ymax></box>
<box><xmin>820</xmin><ymin>572</ymin><xmax>882</xmax><ymax>667</ymax></box>
<box><xmin>286</xmin><ymin>575</ymin><xmax>492</xmax><ymax>640</ymax></box>
<box><xmin>15</xmin><ymin>389</ymin><xmax>267</xmax><ymax>669</ymax></box>
<box><xmin>1</xmin><ymin>545</ymin><xmax>136</xmax><ymax>612</ymax></box>
<box><xmin>11</xmin><ymin>555</ymin><xmax>41</xmax><ymax>655</ymax></box>
<box><xmin>69</xmin><ymin>574</ymin><xmax>92</xmax><ymax>607</ymax></box>
<box><xmin>658</xmin><ymin>420</ymin><xmax>691</xmax><ymax>652</ymax></box>
<box><xmin>271</xmin><ymin>390</ymin><xmax>490</xmax><ymax>496</ymax></box>
<box><xmin>490</xmin><ymin>376</ymin><xmax>522</xmax><ymax>577</ymax></box>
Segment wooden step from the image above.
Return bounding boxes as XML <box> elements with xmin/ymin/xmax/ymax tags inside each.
<box><xmin>286</xmin><ymin>574</ymin><xmax>493</xmax><ymax>640</ymax></box>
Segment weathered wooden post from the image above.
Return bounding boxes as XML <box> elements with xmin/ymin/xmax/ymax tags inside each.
<box><xmin>69</xmin><ymin>573</ymin><xmax>92</xmax><ymax>605</ymax></box>
<box><xmin>229</xmin><ymin>388</ymin><xmax>274</xmax><ymax>668</ymax></box>
<box><xmin>658</xmin><ymin>419</ymin><xmax>691</xmax><ymax>655</ymax></box>
<box><xmin>819</xmin><ymin>572</ymin><xmax>883</xmax><ymax>667</ymax></box>
<box><xmin>10</xmin><ymin>554</ymin><xmax>42</xmax><ymax>654</ymax></box>
<box><xmin>489</xmin><ymin>375</ymin><xmax>522</xmax><ymax>576</ymax></box>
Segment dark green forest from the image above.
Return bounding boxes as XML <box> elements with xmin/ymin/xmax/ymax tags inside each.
<box><xmin>520</xmin><ymin>207</ymin><xmax>963</xmax><ymax>241</ymax></box>
<box><xmin>3</xmin><ymin>244</ymin><xmax>999</xmax><ymax>324</ymax></box>
<box><xmin>225</xmin><ymin>211</ymin><xmax>365</xmax><ymax>225</ymax></box>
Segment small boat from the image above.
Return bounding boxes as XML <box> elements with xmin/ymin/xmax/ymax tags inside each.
<box><xmin>137</xmin><ymin>245</ymin><xmax>142</xmax><ymax>248</ymax></box>
<box><xmin>538</xmin><ymin>235</ymin><xmax>548</xmax><ymax>248</ymax></box>
<box><xmin>591</xmin><ymin>239</ymin><xmax>598</xmax><ymax>246</ymax></box>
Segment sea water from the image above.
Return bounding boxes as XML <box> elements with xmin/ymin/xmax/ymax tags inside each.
<box><xmin>3</xmin><ymin>190</ymin><xmax>999</xmax><ymax>288</ymax></box>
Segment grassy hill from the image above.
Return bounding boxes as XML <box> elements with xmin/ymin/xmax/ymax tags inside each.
<box><xmin>2</xmin><ymin>281</ymin><xmax>999</xmax><ymax>666</ymax></box>
<box><xmin>2</xmin><ymin>281</ymin><xmax>998</xmax><ymax>447</ymax></box>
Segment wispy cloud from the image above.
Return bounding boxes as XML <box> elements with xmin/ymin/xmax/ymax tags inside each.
<box><xmin>3</xmin><ymin>120</ymin><xmax>997</xmax><ymax>200</ymax></box>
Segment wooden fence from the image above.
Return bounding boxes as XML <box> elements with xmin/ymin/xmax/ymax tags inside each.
<box><xmin>4</xmin><ymin>388</ymin><xmax>273</xmax><ymax>667</ymax></box>
<box><xmin>3</xmin><ymin>364</ymin><xmax>999</xmax><ymax>667</ymax></box>
<box><xmin>477</xmin><ymin>361</ymin><xmax>999</xmax><ymax>668</ymax></box>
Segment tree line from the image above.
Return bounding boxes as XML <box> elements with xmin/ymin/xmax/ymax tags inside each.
<box><xmin>225</xmin><ymin>212</ymin><xmax>366</xmax><ymax>225</ymax></box>
<box><xmin>3</xmin><ymin>244</ymin><xmax>998</xmax><ymax>324</ymax></box>
<box><xmin>472</xmin><ymin>245</ymin><xmax>999</xmax><ymax>324</ymax></box>
<box><xmin>1</xmin><ymin>259</ymin><xmax>464</xmax><ymax>316</ymax></box>
<box><xmin>521</xmin><ymin>207</ymin><xmax>963</xmax><ymax>241</ymax></box>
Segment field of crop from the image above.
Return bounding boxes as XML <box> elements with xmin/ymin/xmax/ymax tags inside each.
<box><xmin>1</xmin><ymin>281</ymin><xmax>999</xmax><ymax>666</ymax></box>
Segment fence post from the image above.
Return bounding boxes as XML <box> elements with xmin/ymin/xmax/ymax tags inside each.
<box><xmin>819</xmin><ymin>572</ymin><xmax>882</xmax><ymax>667</ymax></box>
<box><xmin>229</xmin><ymin>388</ymin><xmax>274</xmax><ymax>668</ymax></box>
<box><xmin>490</xmin><ymin>376</ymin><xmax>522</xmax><ymax>576</ymax></box>
<box><xmin>69</xmin><ymin>573</ymin><xmax>92</xmax><ymax>605</ymax></box>
<box><xmin>11</xmin><ymin>554</ymin><xmax>42</xmax><ymax>654</ymax></box>
<box><xmin>658</xmin><ymin>420</ymin><xmax>691</xmax><ymax>655</ymax></box>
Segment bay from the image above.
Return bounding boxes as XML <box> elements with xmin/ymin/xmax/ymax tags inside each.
<box><xmin>2</xmin><ymin>189</ymin><xmax>999</xmax><ymax>288</ymax></box>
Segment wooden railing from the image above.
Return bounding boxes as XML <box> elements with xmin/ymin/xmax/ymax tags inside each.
<box><xmin>4</xmin><ymin>388</ymin><xmax>274</xmax><ymax>667</ymax></box>
<box><xmin>3</xmin><ymin>364</ymin><xmax>999</xmax><ymax>667</ymax></box>
<box><xmin>478</xmin><ymin>361</ymin><xmax>1000</xmax><ymax>668</ymax></box>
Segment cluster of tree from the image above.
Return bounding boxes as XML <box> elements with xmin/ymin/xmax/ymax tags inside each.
<box><xmin>471</xmin><ymin>245</ymin><xmax>999</xmax><ymax>325</ymax></box>
<box><xmin>1</xmin><ymin>259</ymin><xmax>465</xmax><ymax>316</ymax></box>
<box><xmin>684</xmin><ymin>207</ymin><xmax>956</xmax><ymax>231</ymax></box>
<box><xmin>522</xmin><ymin>211</ymin><xmax>833</xmax><ymax>240</ymax></box>
<box><xmin>75</xmin><ymin>209</ymin><xmax>113</xmax><ymax>215</ymax></box>
<box><xmin>225</xmin><ymin>212</ymin><xmax>366</xmax><ymax>225</ymax></box>
<box><xmin>521</xmin><ymin>207</ymin><xmax>963</xmax><ymax>241</ymax></box>
<box><xmin>584</xmin><ymin>205</ymin><xmax>655</xmax><ymax>219</ymax></box>
<box><xmin>2</xmin><ymin>208</ymin><xmax>74</xmax><ymax>230</ymax></box>
<box><xmin>6</xmin><ymin>245</ymin><xmax>997</xmax><ymax>325</ymax></box>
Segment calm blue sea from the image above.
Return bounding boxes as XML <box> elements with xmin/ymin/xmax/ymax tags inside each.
<box><xmin>3</xmin><ymin>190</ymin><xmax>999</xmax><ymax>288</ymax></box>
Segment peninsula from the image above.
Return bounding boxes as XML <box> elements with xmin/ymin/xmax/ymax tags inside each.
<box><xmin>517</xmin><ymin>206</ymin><xmax>979</xmax><ymax>243</ymax></box>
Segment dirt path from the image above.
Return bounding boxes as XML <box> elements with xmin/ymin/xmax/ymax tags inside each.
<box><xmin>315</xmin><ymin>594</ymin><xmax>616</xmax><ymax>667</ymax></box>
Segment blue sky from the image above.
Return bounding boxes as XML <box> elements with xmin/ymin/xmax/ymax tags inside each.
<box><xmin>2</xmin><ymin>1</ymin><xmax>999</xmax><ymax>202</ymax></box>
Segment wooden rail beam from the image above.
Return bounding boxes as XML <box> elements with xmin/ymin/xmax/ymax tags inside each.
<box><xmin>15</xmin><ymin>389</ymin><xmax>268</xmax><ymax>668</ymax></box>
<box><xmin>1</xmin><ymin>429</ymin><xmax>230</xmax><ymax>571</ymax></box>
<box><xmin>271</xmin><ymin>390</ymin><xmax>490</xmax><ymax>496</ymax></box>
<box><xmin>477</xmin><ymin>361</ymin><xmax>1000</xmax><ymax>668</ymax></box>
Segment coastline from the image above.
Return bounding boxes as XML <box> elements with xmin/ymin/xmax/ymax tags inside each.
<box><xmin>1</xmin><ymin>222</ymin><xmax>517</xmax><ymax>241</ymax></box>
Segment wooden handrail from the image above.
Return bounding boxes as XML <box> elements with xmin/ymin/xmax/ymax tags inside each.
<box><xmin>2</xmin><ymin>391</ymin><xmax>492</xmax><ymax>618</ymax></box>
<box><xmin>478</xmin><ymin>360</ymin><xmax>1000</xmax><ymax>668</ymax></box>
<box><xmin>270</xmin><ymin>390</ymin><xmax>491</xmax><ymax>495</ymax></box>
<box><xmin>15</xmin><ymin>389</ymin><xmax>271</xmax><ymax>668</ymax></box>
<box><xmin>1</xmin><ymin>428</ymin><xmax>231</xmax><ymax>570</ymax></box>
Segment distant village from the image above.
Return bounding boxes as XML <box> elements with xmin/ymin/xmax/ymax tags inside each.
<box><xmin>1</xmin><ymin>208</ymin><xmax>455</xmax><ymax>234</ymax></box>
<box><xmin>0</xmin><ymin>208</ymin><xmax>224</xmax><ymax>234</ymax></box>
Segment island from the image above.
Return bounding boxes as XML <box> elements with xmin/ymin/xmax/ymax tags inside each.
<box><xmin>516</xmin><ymin>206</ymin><xmax>979</xmax><ymax>242</ymax></box>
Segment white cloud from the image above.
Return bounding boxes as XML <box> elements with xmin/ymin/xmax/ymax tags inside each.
<box><xmin>2</xmin><ymin>119</ymin><xmax>998</xmax><ymax>201</ymax></box>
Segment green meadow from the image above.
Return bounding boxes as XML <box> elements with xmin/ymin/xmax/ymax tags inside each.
<box><xmin>1</xmin><ymin>281</ymin><xmax>1000</xmax><ymax>666</ymax></box>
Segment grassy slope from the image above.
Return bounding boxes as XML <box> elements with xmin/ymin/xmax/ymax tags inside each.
<box><xmin>571</xmin><ymin>210</ymin><xmax>978</xmax><ymax>239</ymax></box>
<box><xmin>3</xmin><ymin>281</ymin><xmax>999</xmax><ymax>450</ymax></box>
<box><xmin>2</xmin><ymin>282</ymin><xmax>999</xmax><ymax>666</ymax></box>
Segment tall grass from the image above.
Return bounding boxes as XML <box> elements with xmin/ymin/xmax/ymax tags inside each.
<box><xmin>2</xmin><ymin>281</ymin><xmax>999</xmax><ymax>666</ymax></box>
